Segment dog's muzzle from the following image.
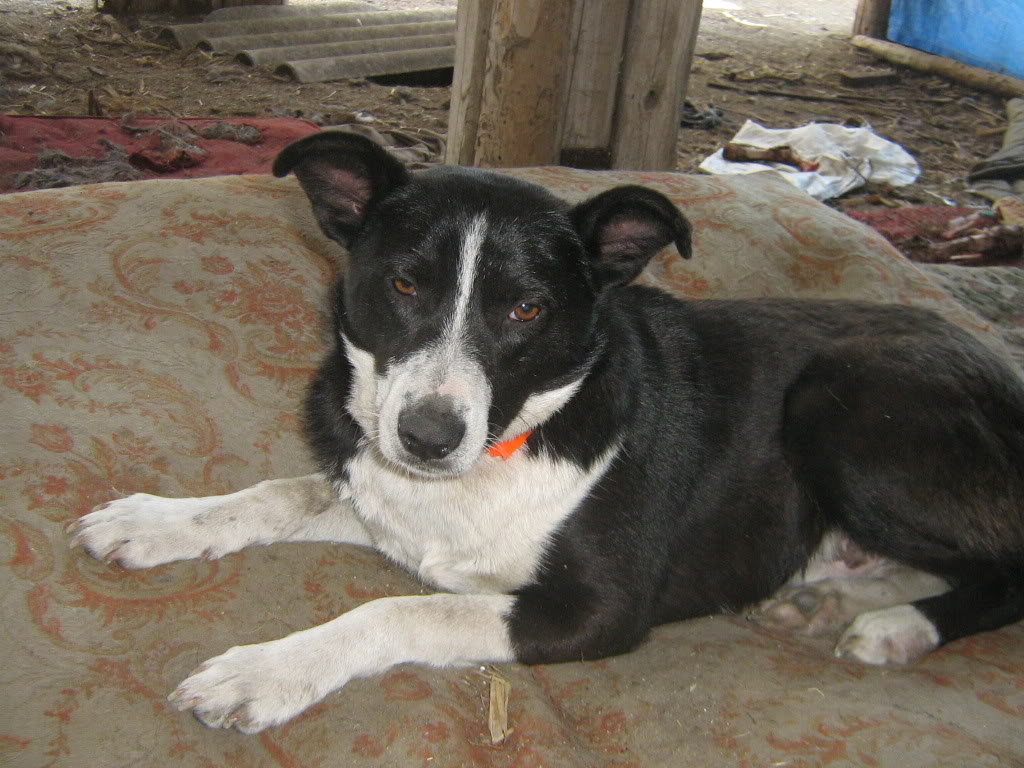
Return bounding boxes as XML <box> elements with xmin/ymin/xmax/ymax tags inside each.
<box><xmin>397</xmin><ymin>394</ymin><xmax>466</xmax><ymax>461</ymax></box>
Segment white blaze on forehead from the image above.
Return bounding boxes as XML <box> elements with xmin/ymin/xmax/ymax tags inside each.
<box><xmin>445</xmin><ymin>214</ymin><xmax>488</xmax><ymax>350</ymax></box>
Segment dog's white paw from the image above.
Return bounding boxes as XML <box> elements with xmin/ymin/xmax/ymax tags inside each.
<box><xmin>834</xmin><ymin>605</ymin><xmax>939</xmax><ymax>665</ymax></box>
<box><xmin>69</xmin><ymin>494</ymin><xmax>231</xmax><ymax>568</ymax></box>
<box><xmin>169</xmin><ymin>639</ymin><xmax>331</xmax><ymax>734</ymax></box>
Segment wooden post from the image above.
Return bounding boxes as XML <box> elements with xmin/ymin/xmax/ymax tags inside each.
<box><xmin>560</xmin><ymin>0</ymin><xmax>631</xmax><ymax>161</ymax></box>
<box><xmin>611</xmin><ymin>0</ymin><xmax>701</xmax><ymax>170</ymax></box>
<box><xmin>475</xmin><ymin>0</ymin><xmax>577</xmax><ymax>167</ymax></box>
<box><xmin>446</xmin><ymin>0</ymin><xmax>495</xmax><ymax>166</ymax></box>
<box><xmin>852</xmin><ymin>0</ymin><xmax>891</xmax><ymax>39</ymax></box>
<box><xmin>446</xmin><ymin>0</ymin><xmax>576</xmax><ymax>167</ymax></box>
<box><xmin>447</xmin><ymin>0</ymin><xmax>703</xmax><ymax>171</ymax></box>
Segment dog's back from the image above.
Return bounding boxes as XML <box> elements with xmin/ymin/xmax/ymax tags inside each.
<box><xmin>568</xmin><ymin>293</ymin><xmax>1024</xmax><ymax>639</ymax></box>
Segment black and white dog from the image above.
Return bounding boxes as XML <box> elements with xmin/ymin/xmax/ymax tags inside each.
<box><xmin>71</xmin><ymin>132</ymin><xmax>1024</xmax><ymax>734</ymax></box>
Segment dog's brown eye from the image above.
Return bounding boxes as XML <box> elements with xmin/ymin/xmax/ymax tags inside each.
<box><xmin>393</xmin><ymin>278</ymin><xmax>417</xmax><ymax>296</ymax></box>
<box><xmin>510</xmin><ymin>303</ymin><xmax>541</xmax><ymax>322</ymax></box>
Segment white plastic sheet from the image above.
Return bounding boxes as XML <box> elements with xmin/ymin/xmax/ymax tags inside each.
<box><xmin>699</xmin><ymin>120</ymin><xmax>921</xmax><ymax>201</ymax></box>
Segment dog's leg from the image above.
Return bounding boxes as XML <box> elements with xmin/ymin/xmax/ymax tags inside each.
<box><xmin>836</xmin><ymin>573</ymin><xmax>1024</xmax><ymax>665</ymax></box>
<box><xmin>169</xmin><ymin>593</ymin><xmax>515</xmax><ymax>733</ymax></box>
<box><xmin>69</xmin><ymin>474</ymin><xmax>370</xmax><ymax>568</ymax></box>
<box><xmin>749</xmin><ymin>533</ymin><xmax>948</xmax><ymax>636</ymax></box>
<box><xmin>782</xmin><ymin>338</ymin><xmax>1024</xmax><ymax>664</ymax></box>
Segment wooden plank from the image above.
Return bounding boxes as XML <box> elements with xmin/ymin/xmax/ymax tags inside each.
<box><xmin>610</xmin><ymin>0</ymin><xmax>702</xmax><ymax>170</ymax></box>
<box><xmin>852</xmin><ymin>0</ymin><xmax>891</xmax><ymax>39</ymax></box>
<box><xmin>561</xmin><ymin>0</ymin><xmax>630</xmax><ymax>152</ymax></box>
<box><xmin>445</xmin><ymin>0</ymin><xmax>494</xmax><ymax>165</ymax></box>
<box><xmin>471</xmin><ymin>0</ymin><xmax>577</xmax><ymax>167</ymax></box>
<box><xmin>852</xmin><ymin>35</ymin><xmax>1024</xmax><ymax>98</ymax></box>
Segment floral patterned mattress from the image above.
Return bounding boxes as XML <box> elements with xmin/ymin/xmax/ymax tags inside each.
<box><xmin>2</xmin><ymin>168</ymin><xmax>1022</xmax><ymax>767</ymax></box>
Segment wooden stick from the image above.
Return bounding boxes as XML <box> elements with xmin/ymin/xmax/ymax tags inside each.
<box><xmin>486</xmin><ymin>670</ymin><xmax>512</xmax><ymax>744</ymax></box>
<box><xmin>958</xmin><ymin>100</ymin><xmax>1005</xmax><ymax>122</ymax></box>
<box><xmin>708</xmin><ymin>79</ymin><xmax>953</xmax><ymax>105</ymax></box>
<box><xmin>708</xmin><ymin>80</ymin><xmax>853</xmax><ymax>104</ymax></box>
<box><xmin>723</xmin><ymin>143</ymin><xmax>819</xmax><ymax>171</ymax></box>
<box><xmin>928</xmin><ymin>226</ymin><xmax>1023</xmax><ymax>261</ymax></box>
<box><xmin>851</xmin><ymin>35</ymin><xmax>1024</xmax><ymax>98</ymax></box>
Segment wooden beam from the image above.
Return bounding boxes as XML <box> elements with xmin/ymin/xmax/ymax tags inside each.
<box><xmin>447</xmin><ymin>0</ymin><xmax>702</xmax><ymax>170</ymax></box>
<box><xmin>851</xmin><ymin>35</ymin><xmax>1024</xmax><ymax>98</ymax></box>
<box><xmin>852</xmin><ymin>0</ymin><xmax>891</xmax><ymax>39</ymax></box>
<box><xmin>561</xmin><ymin>0</ymin><xmax>630</xmax><ymax>153</ymax></box>
<box><xmin>471</xmin><ymin>0</ymin><xmax>577</xmax><ymax>167</ymax></box>
<box><xmin>611</xmin><ymin>0</ymin><xmax>701</xmax><ymax>170</ymax></box>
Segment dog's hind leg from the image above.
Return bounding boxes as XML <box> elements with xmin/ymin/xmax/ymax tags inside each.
<box><xmin>69</xmin><ymin>474</ymin><xmax>371</xmax><ymax>569</ymax></box>
<box><xmin>748</xmin><ymin>532</ymin><xmax>949</xmax><ymax>637</ymax></box>
<box><xmin>781</xmin><ymin>334</ymin><xmax>1024</xmax><ymax>664</ymax></box>
<box><xmin>835</xmin><ymin>569</ymin><xmax>1024</xmax><ymax>664</ymax></box>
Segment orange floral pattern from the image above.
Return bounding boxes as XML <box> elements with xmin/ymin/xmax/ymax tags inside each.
<box><xmin>2</xmin><ymin>170</ymin><xmax>1021</xmax><ymax>767</ymax></box>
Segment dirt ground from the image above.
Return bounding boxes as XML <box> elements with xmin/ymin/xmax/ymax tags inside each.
<box><xmin>0</xmin><ymin>0</ymin><xmax>1011</xmax><ymax>206</ymax></box>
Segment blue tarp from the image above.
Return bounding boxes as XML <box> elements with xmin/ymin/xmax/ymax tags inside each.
<box><xmin>888</xmin><ymin>0</ymin><xmax>1024</xmax><ymax>80</ymax></box>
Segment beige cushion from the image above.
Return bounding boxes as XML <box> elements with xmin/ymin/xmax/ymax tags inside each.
<box><xmin>2</xmin><ymin>171</ymin><xmax>1017</xmax><ymax>767</ymax></box>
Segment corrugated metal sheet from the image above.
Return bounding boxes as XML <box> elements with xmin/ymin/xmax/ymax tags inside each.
<box><xmin>238</xmin><ymin>31</ymin><xmax>455</xmax><ymax>68</ymax></box>
<box><xmin>279</xmin><ymin>44</ymin><xmax>455</xmax><ymax>83</ymax></box>
<box><xmin>204</xmin><ymin>1</ymin><xmax>375</xmax><ymax>20</ymax></box>
<box><xmin>159</xmin><ymin>5</ymin><xmax>457</xmax><ymax>82</ymax></box>
<box><xmin>214</xmin><ymin>20</ymin><xmax>455</xmax><ymax>56</ymax></box>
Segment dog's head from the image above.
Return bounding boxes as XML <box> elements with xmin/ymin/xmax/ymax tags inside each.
<box><xmin>275</xmin><ymin>131</ymin><xmax>690</xmax><ymax>477</ymax></box>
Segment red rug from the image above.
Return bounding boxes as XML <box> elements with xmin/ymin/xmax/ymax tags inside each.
<box><xmin>0</xmin><ymin>115</ymin><xmax>320</xmax><ymax>193</ymax></box>
<box><xmin>845</xmin><ymin>205</ymin><xmax>973</xmax><ymax>247</ymax></box>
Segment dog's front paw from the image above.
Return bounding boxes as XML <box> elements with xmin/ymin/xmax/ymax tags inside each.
<box><xmin>169</xmin><ymin>639</ymin><xmax>331</xmax><ymax>734</ymax></box>
<box><xmin>834</xmin><ymin>605</ymin><xmax>939</xmax><ymax>665</ymax></box>
<box><xmin>69</xmin><ymin>494</ymin><xmax>231</xmax><ymax>568</ymax></box>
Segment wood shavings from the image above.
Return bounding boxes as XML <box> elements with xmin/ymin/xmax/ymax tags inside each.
<box><xmin>995</xmin><ymin>196</ymin><xmax>1024</xmax><ymax>227</ymax></box>
<box><xmin>485</xmin><ymin>668</ymin><xmax>513</xmax><ymax>745</ymax></box>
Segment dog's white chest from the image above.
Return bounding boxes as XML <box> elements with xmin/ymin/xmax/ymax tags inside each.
<box><xmin>346</xmin><ymin>447</ymin><xmax>615</xmax><ymax>594</ymax></box>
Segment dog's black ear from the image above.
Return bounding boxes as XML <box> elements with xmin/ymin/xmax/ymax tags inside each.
<box><xmin>273</xmin><ymin>131</ymin><xmax>410</xmax><ymax>246</ymax></box>
<box><xmin>570</xmin><ymin>186</ymin><xmax>692</xmax><ymax>289</ymax></box>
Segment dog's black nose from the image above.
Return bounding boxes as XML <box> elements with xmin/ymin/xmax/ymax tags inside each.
<box><xmin>397</xmin><ymin>396</ymin><xmax>466</xmax><ymax>461</ymax></box>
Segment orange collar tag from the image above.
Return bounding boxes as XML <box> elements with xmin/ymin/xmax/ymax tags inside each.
<box><xmin>487</xmin><ymin>430</ymin><xmax>533</xmax><ymax>460</ymax></box>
